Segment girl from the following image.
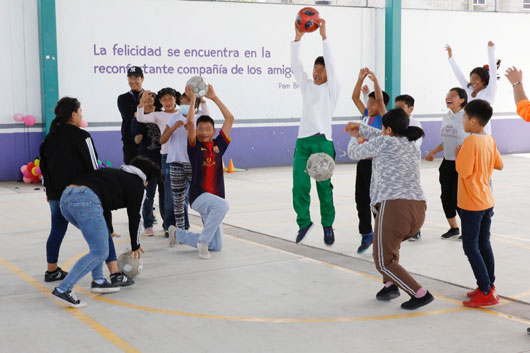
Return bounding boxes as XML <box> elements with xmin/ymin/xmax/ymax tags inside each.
<box><xmin>345</xmin><ymin>109</ymin><xmax>433</xmax><ymax>310</ymax></box>
<box><xmin>51</xmin><ymin>156</ymin><xmax>161</xmax><ymax>308</ymax></box>
<box><xmin>445</xmin><ymin>41</ymin><xmax>500</xmax><ymax>134</ymax></box>
<box><xmin>40</xmin><ymin>97</ymin><xmax>133</xmax><ymax>289</ymax></box>
<box><xmin>136</xmin><ymin>87</ymin><xmax>180</xmax><ymax>237</ymax></box>
<box><xmin>425</xmin><ymin>88</ymin><xmax>468</xmax><ymax>239</ymax></box>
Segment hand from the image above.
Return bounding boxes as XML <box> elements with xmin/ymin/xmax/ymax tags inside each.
<box><xmin>204</xmin><ymin>84</ymin><xmax>217</xmax><ymax>100</ymax></box>
<box><xmin>367</xmin><ymin>70</ymin><xmax>377</xmax><ymax>83</ymax></box>
<box><xmin>358</xmin><ymin>68</ymin><xmax>369</xmax><ymax>81</ymax></box>
<box><xmin>173</xmin><ymin>120</ymin><xmax>185</xmax><ymax>129</ymax></box>
<box><xmin>318</xmin><ymin>19</ymin><xmax>327</xmax><ymax>40</ymax></box>
<box><xmin>454</xmin><ymin>145</ymin><xmax>461</xmax><ymax>158</ymax></box>
<box><xmin>444</xmin><ymin>44</ymin><xmax>452</xmax><ymax>58</ymax></box>
<box><xmin>130</xmin><ymin>247</ymin><xmax>144</xmax><ymax>260</ymax></box>
<box><xmin>425</xmin><ymin>152</ymin><xmax>435</xmax><ymax>161</ymax></box>
<box><xmin>345</xmin><ymin>122</ymin><xmax>361</xmax><ymax>137</ymax></box>
<box><xmin>488</xmin><ymin>41</ymin><xmax>495</xmax><ymax>47</ymax></box>
<box><xmin>361</xmin><ymin>85</ymin><xmax>370</xmax><ymax>95</ymax></box>
<box><xmin>505</xmin><ymin>66</ymin><xmax>523</xmax><ymax>85</ymax></box>
<box><xmin>294</xmin><ymin>23</ymin><xmax>304</xmax><ymax>41</ymax></box>
<box><xmin>111</xmin><ymin>233</ymin><xmax>121</xmax><ymax>238</ymax></box>
<box><xmin>139</xmin><ymin>90</ymin><xmax>152</xmax><ymax>106</ymax></box>
<box><xmin>185</xmin><ymin>85</ymin><xmax>197</xmax><ymax>103</ymax></box>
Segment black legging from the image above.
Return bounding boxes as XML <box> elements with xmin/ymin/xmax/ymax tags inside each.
<box><xmin>439</xmin><ymin>159</ymin><xmax>460</xmax><ymax>219</ymax></box>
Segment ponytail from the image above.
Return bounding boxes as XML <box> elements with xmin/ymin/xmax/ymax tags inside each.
<box><xmin>381</xmin><ymin>108</ymin><xmax>425</xmax><ymax>142</ymax></box>
<box><xmin>404</xmin><ymin>126</ymin><xmax>425</xmax><ymax>142</ymax></box>
<box><xmin>49</xmin><ymin>97</ymin><xmax>81</xmax><ymax>134</ymax></box>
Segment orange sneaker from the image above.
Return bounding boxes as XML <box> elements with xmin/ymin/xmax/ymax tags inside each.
<box><xmin>463</xmin><ymin>290</ymin><xmax>499</xmax><ymax>307</ymax></box>
<box><xmin>467</xmin><ymin>285</ymin><xmax>496</xmax><ymax>298</ymax></box>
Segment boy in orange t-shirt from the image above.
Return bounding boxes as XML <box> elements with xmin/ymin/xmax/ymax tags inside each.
<box><xmin>455</xmin><ymin>99</ymin><xmax>503</xmax><ymax>308</ymax></box>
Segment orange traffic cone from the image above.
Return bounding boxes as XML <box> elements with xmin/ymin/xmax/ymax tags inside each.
<box><xmin>227</xmin><ymin>159</ymin><xmax>236</xmax><ymax>173</ymax></box>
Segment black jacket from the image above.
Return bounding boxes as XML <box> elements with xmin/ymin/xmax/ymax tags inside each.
<box><xmin>117</xmin><ymin>90</ymin><xmax>142</xmax><ymax>144</ymax></box>
<box><xmin>73</xmin><ymin>168</ymin><xmax>145</xmax><ymax>251</ymax></box>
<box><xmin>40</xmin><ymin>124</ymin><xmax>99</xmax><ymax>200</ymax></box>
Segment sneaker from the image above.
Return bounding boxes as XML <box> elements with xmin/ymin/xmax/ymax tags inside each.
<box><xmin>143</xmin><ymin>227</ymin><xmax>154</xmax><ymax>236</ymax></box>
<box><xmin>198</xmin><ymin>242</ymin><xmax>211</xmax><ymax>259</ymax></box>
<box><xmin>463</xmin><ymin>290</ymin><xmax>499</xmax><ymax>307</ymax></box>
<box><xmin>441</xmin><ymin>227</ymin><xmax>460</xmax><ymax>239</ymax></box>
<box><xmin>110</xmin><ymin>272</ymin><xmax>135</xmax><ymax>287</ymax></box>
<box><xmin>376</xmin><ymin>284</ymin><xmax>401</xmax><ymax>301</ymax></box>
<box><xmin>401</xmin><ymin>291</ymin><xmax>434</xmax><ymax>310</ymax></box>
<box><xmin>323</xmin><ymin>227</ymin><xmax>335</xmax><ymax>246</ymax></box>
<box><xmin>164</xmin><ymin>231</ymin><xmax>169</xmax><ymax>238</ymax></box>
<box><xmin>527</xmin><ymin>327</ymin><xmax>530</xmax><ymax>335</ymax></box>
<box><xmin>52</xmin><ymin>288</ymin><xmax>86</xmax><ymax>308</ymax></box>
<box><xmin>409</xmin><ymin>232</ymin><xmax>421</xmax><ymax>241</ymax></box>
<box><xmin>357</xmin><ymin>232</ymin><xmax>373</xmax><ymax>254</ymax></box>
<box><xmin>458</xmin><ymin>235</ymin><xmax>463</xmax><ymax>240</ymax></box>
<box><xmin>295</xmin><ymin>222</ymin><xmax>313</xmax><ymax>244</ymax></box>
<box><xmin>467</xmin><ymin>285</ymin><xmax>496</xmax><ymax>298</ymax></box>
<box><xmin>90</xmin><ymin>279</ymin><xmax>121</xmax><ymax>294</ymax></box>
<box><xmin>44</xmin><ymin>267</ymin><xmax>68</xmax><ymax>282</ymax></box>
<box><xmin>168</xmin><ymin>225</ymin><xmax>177</xmax><ymax>247</ymax></box>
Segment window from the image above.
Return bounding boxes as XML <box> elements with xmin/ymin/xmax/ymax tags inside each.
<box><xmin>473</xmin><ymin>0</ymin><xmax>486</xmax><ymax>5</ymax></box>
<box><xmin>524</xmin><ymin>0</ymin><xmax>530</xmax><ymax>10</ymax></box>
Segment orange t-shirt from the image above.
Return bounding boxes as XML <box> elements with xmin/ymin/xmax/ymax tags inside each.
<box><xmin>517</xmin><ymin>100</ymin><xmax>530</xmax><ymax>122</ymax></box>
<box><xmin>455</xmin><ymin>134</ymin><xmax>503</xmax><ymax>211</ymax></box>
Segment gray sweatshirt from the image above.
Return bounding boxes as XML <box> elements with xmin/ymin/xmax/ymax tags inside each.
<box><xmin>348</xmin><ymin>124</ymin><xmax>426</xmax><ymax>206</ymax></box>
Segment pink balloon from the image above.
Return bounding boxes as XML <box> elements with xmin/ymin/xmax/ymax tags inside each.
<box><xmin>23</xmin><ymin>115</ymin><xmax>36</xmax><ymax>127</ymax></box>
<box><xmin>34</xmin><ymin>166</ymin><xmax>41</xmax><ymax>175</ymax></box>
<box><xmin>13</xmin><ymin>113</ymin><xmax>24</xmax><ymax>122</ymax></box>
<box><xmin>20</xmin><ymin>165</ymin><xmax>27</xmax><ymax>173</ymax></box>
<box><xmin>80</xmin><ymin>120</ymin><xmax>88</xmax><ymax>128</ymax></box>
<box><xmin>23</xmin><ymin>176</ymin><xmax>32</xmax><ymax>184</ymax></box>
<box><xmin>23</xmin><ymin>169</ymin><xmax>32</xmax><ymax>178</ymax></box>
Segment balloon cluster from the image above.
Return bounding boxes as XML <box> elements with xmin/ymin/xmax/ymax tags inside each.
<box><xmin>97</xmin><ymin>160</ymin><xmax>112</xmax><ymax>169</ymax></box>
<box><xmin>13</xmin><ymin>113</ymin><xmax>36</xmax><ymax>127</ymax></box>
<box><xmin>20</xmin><ymin>158</ymin><xmax>42</xmax><ymax>184</ymax></box>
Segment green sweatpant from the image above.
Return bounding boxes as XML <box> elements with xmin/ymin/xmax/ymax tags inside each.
<box><xmin>292</xmin><ymin>135</ymin><xmax>335</xmax><ymax>228</ymax></box>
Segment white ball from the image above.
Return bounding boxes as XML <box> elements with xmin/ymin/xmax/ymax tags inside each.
<box><xmin>186</xmin><ymin>76</ymin><xmax>209</xmax><ymax>98</ymax></box>
<box><xmin>117</xmin><ymin>249</ymin><xmax>143</xmax><ymax>278</ymax></box>
<box><xmin>306</xmin><ymin>153</ymin><xmax>335</xmax><ymax>181</ymax></box>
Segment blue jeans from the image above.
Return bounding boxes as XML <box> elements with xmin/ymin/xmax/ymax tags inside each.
<box><xmin>46</xmin><ymin>200</ymin><xmax>116</xmax><ymax>264</ymax></box>
<box><xmin>161</xmin><ymin>154</ymin><xmax>175</xmax><ymax>231</ymax></box>
<box><xmin>58</xmin><ymin>187</ymin><xmax>109</xmax><ymax>292</ymax></box>
<box><xmin>176</xmin><ymin>192</ymin><xmax>229</xmax><ymax>251</ymax></box>
<box><xmin>142</xmin><ymin>176</ymin><xmax>165</xmax><ymax>229</ymax></box>
<box><xmin>460</xmin><ymin>207</ymin><xmax>495</xmax><ymax>293</ymax></box>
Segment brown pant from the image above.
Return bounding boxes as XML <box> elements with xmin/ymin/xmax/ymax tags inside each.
<box><xmin>373</xmin><ymin>199</ymin><xmax>427</xmax><ymax>296</ymax></box>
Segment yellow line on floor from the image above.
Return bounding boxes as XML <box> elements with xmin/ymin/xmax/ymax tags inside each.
<box><xmin>0</xmin><ymin>256</ymin><xmax>141</xmax><ymax>353</ymax></box>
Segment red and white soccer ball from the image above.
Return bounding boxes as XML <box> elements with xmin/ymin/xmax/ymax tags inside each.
<box><xmin>295</xmin><ymin>7</ymin><xmax>320</xmax><ymax>33</ymax></box>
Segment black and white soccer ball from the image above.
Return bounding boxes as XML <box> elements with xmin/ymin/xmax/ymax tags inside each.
<box><xmin>306</xmin><ymin>153</ymin><xmax>335</xmax><ymax>181</ymax></box>
<box><xmin>186</xmin><ymin>76</ymin><xmax>209</xmax><ymax>98</ymax></box>
<box><xmin>117</xmin><ymin>249</ymin><xmax>143</xmax><ymax>278</ymax></box>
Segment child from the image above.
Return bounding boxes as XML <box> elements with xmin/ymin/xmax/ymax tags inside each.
<box><xmin>351</xmin><ymin>68</ymin><xmax>389</xmax><ymax>253</ymax></box>
<box><xmin>505</xmin><ymin>66</ymin><xmax>530</xmax><ymax>121</ymax></box>
<box><xmin>345</xmin><ymin>109</ymin><xmax>433</xmax><ymax>310</ymax></box>
<box><xmin>425</xmin><ymin>88</ymin><xmax>468</xmax><ymax>239</ymax></box>
<box><xmin>136</xmin><ymin>87</ymin><xmax>181</xmax><ymax>237</ymax></box>
<box><xmin>291</xmin><ymin>18</ymin><xmax>340</xmax><ymax>246</ymax></box>
<box><xmin>394</xmin><ymin>94</ymin><xmax>423</xmax><ymax>240</ymax></box>
<box><xmin>455</xmin><ymin>99</ymin><xmax>503</xmax><ymax>307</ymax></box>
<box><xmin>51</xmin><ymin>156</ymin><xmax>161</xmax><ymax>308</ymax></box>
<box><xmin>445</xmin><ymin>41</ymin><xmax>500</xmax><ymax>135</ymax></box>
<box><xmin>168</xmin><ymin>85</ymin><xmax>234</xmax><ymax>259</ymax></box>
<box><xmin>161</xmin><ymin>92</ymin><xmax>209</xmax><ymax>231</ymax></box>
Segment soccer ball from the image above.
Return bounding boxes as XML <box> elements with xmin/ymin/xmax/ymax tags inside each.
<box><xmin>295</xmin><ymin>7</ymin><xmax>320</xmax><ymax>33</ymax></box>
<box><xmin>306</xmin><ymin>153</ymin><xmax>335</xmax><ymax>181</ymax></box>
<box><xmin>117</xmin><ymin>249</ymin><xmax>143</xmax><ymax>278</ymax></box>
<box><xmin>186</xmin><ymin>76</ymin><xmax>209</xmax><ymax>98</ymax></box>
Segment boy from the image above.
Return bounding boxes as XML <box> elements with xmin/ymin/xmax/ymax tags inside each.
<box><xmin>291</xmin><ymin>19</ymin><xmax>340</xmax><ymax>246</ymax></box>
<box><xmin>455</xmin><ymin>99</ymin><xmax>503</xmax><ymax>307</ymax></box>
<box><xmin>351</xmin><ymin>68</ymin><xmax>389</xmax><ymax>253</ymax></box>
<box><xmin>168</xmin><ymin>84</ymin><xmax>234</xmax><ymax>259</ymax></box>
<box><xmin>394</xmin><ymin>94</ymin><xmax>423</xmax><ymax>240</ymax></box>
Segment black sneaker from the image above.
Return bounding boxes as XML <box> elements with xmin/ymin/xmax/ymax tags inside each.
<box><xmin>409</xmin><ymin>231</ymin><xmax>421</xmax><ymax>241</ymax></box>
<box><xmin>90</xmin><ymin>279</ymin><xmax>121</xmax><ymax>293</ymax></box>
<box><xmin>527</xmin><ymin>327</ymin><xmax>530</xmax><ymax>335</ymax></box>
<box><xmin>323</xmin><ymin>227</ymin><xmax>335</xmax><ymax>246</ymax></box>
<box><xmin>458</xmin><ymin>235</ymin><xmax>463</xmax><ymax>240</ymax></box>
<box><xmin>376</xmin><ymin>284</ymin><xmax>401</xmax><ymax>300</ymax></box>
<box><xmin>44</xmin><ymin>267</ymin><xmax>68</xmax><ymax>282</ymax></box>
<box><xmin>441</xmin><ymin>227</ymin><xmax>460</xmax><ymax>239</ymax></box>
<box><xmin>401</xmin><ymin>291</ymin><xmax>434</xmax><ymax>310</ymax></box>
<box><xmin>296</xmin><ymin>222</ymin><xmax>313</xmax><ymax>243</ymax></box>
<box><xmin>164</xmin><ymin>231</ymin><xmax>169</xmax><ymax>238</ymax></box>
<box><xmin>52</xmin><ymin>288</ymin><xmax>86</xmax><ymax>308</ymax></box>
<box><xmin>357</xmin><ymin>233</ymin><xmax>373</xmax><ymax>254</ymax></box>
<box><xmin>110</xmin><ymin>272</ymin><xmax>135</xmax><ymax>287</ymax></box>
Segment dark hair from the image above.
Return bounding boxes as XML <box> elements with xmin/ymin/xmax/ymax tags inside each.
<box><xmin>49</xmin><ymin>97</ymin><xmax>81</xmax><ymax>134</ymax></box>
<box><xmin>179</xmin><ymin>93</ymin><xmax>201</xmax><ymax>110</ymax></box>
<box><xmin>468</xmin><ymin>59</ymin><xmax>502</xmax><ymax>88</ymax></box>
<box><xmin>156</xmin><ymin>87</ymin><xmax>180</xmax><ymax>108</ymax></box>
<box><xmin>314</xmin><ymin>56</ymin><xmax>325</xmax><ymax>66</ymax></box>
<box><xmin>449</xmin><ymin>87</ymin><xmax>468</xmax><ymax>108</ymax></box>
<box><xmin>395</xmin><ymin>94</ymin><xmax>415</xmax><ymax>107</ymax></box>
<box><xmin>464</xmin><ymin>99</ymin><xmax>493</xmax><ymax>127</ymax></box>
<box><xmin>381</xmin><ymin>108</ymin><xmax>425</xmax><ymax>142</ymax></box>
<box><xmin>129</xmin><ymin>156</ymin><xmax>163</xmax><ymax>182</ymax></box>
<box><xmin>368</xmin><ymin>91</ymin><xmax>390</xmax><ymax>107</ymax></box>
<box><xmin>196</xmin><ymin>115</ymin><xmax>215</xmax><ymax>128</ymax></box>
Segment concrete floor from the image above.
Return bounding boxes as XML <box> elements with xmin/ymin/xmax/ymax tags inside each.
<box><xmin>1</xmin><ymin>155</ymin><xmax>530</xmax><ymax>353</ymax></box>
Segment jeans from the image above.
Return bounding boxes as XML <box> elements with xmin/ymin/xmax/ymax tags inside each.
<box><xmin>142</xmin><ymin>176</ymin><xmax>164</xmax><ymax>229</ymax></box>
<box><xmin>58</xmin><ymin>187</ymin><xmax>109</xmax><ymax>292</ymax></box>
<box><xmin>460</xmin><ymin>207</ymin><xmax>495</xmax><ymax>293</ymax></box>
<box><xmin>176</xmin><ymin>192</ymin><xmax>229</xmax><ymax>251</ymax></box>
<box><xmin>161</xmin><ymin>154</ymin><xmax>175</xmax><ymax>231</ymax></box>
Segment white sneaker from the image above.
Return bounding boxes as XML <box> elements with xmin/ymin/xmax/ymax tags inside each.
<box><xmin>198</xmin><ymin>242</ymin><xmax>211</xmax><ymax>259</ymax></box>
<box><xmin>168</xmin><ymin>225</ymin><xmax>176</xmax><ymax>247</ymax></box>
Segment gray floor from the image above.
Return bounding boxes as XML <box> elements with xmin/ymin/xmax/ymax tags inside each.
<box><xmin>1</xmin><ymin>155</ymin><xmax>530</xmax><ymax>353</ymax></box>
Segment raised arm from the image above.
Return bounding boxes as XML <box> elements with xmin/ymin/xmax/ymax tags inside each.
<box><xmin>319</xmin><ymin>19</ymin><xmax>340</xmax><ymax>102</ymax></box>
<box><xmin>446</xmin><ymin>44</ymin><xmax>470</xmax><ymax>89</ymax></box>
<box><xmin>185</xmin><ymin>86</ymin><xmax>197</xmax><ymax>146</ymax></box>
<box><xmin>204</xmin><ymin>85</ymin><xmax>234</xmax><ymax>137</ymax></box>
<box><xmin>352</xmin><ymin>68</ymin><xmax>369</xmax><ymax>115</ymax></box>
<box><xmin>136</xmin><ymin>90</ymin><xmax>157</xmax><ymax>123</ymax></box>
<box><xmin>506</xmin><ymin>67</ymin><xmax>528</xmax><ymax>106</ymax></box>
<box><xmin>485</xmin><ymin>41</ymin><xmax>498</xmax><ymax>96</ymax></box>
<box><xmin>291</xmin><ymin>24</ymin><xmax>308</xmax><ymax>92</ymax></box>
<box><xmin>368</xmin><ymin>70</ymin><xmax>387</xmax><ymax>115</ymax></box>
